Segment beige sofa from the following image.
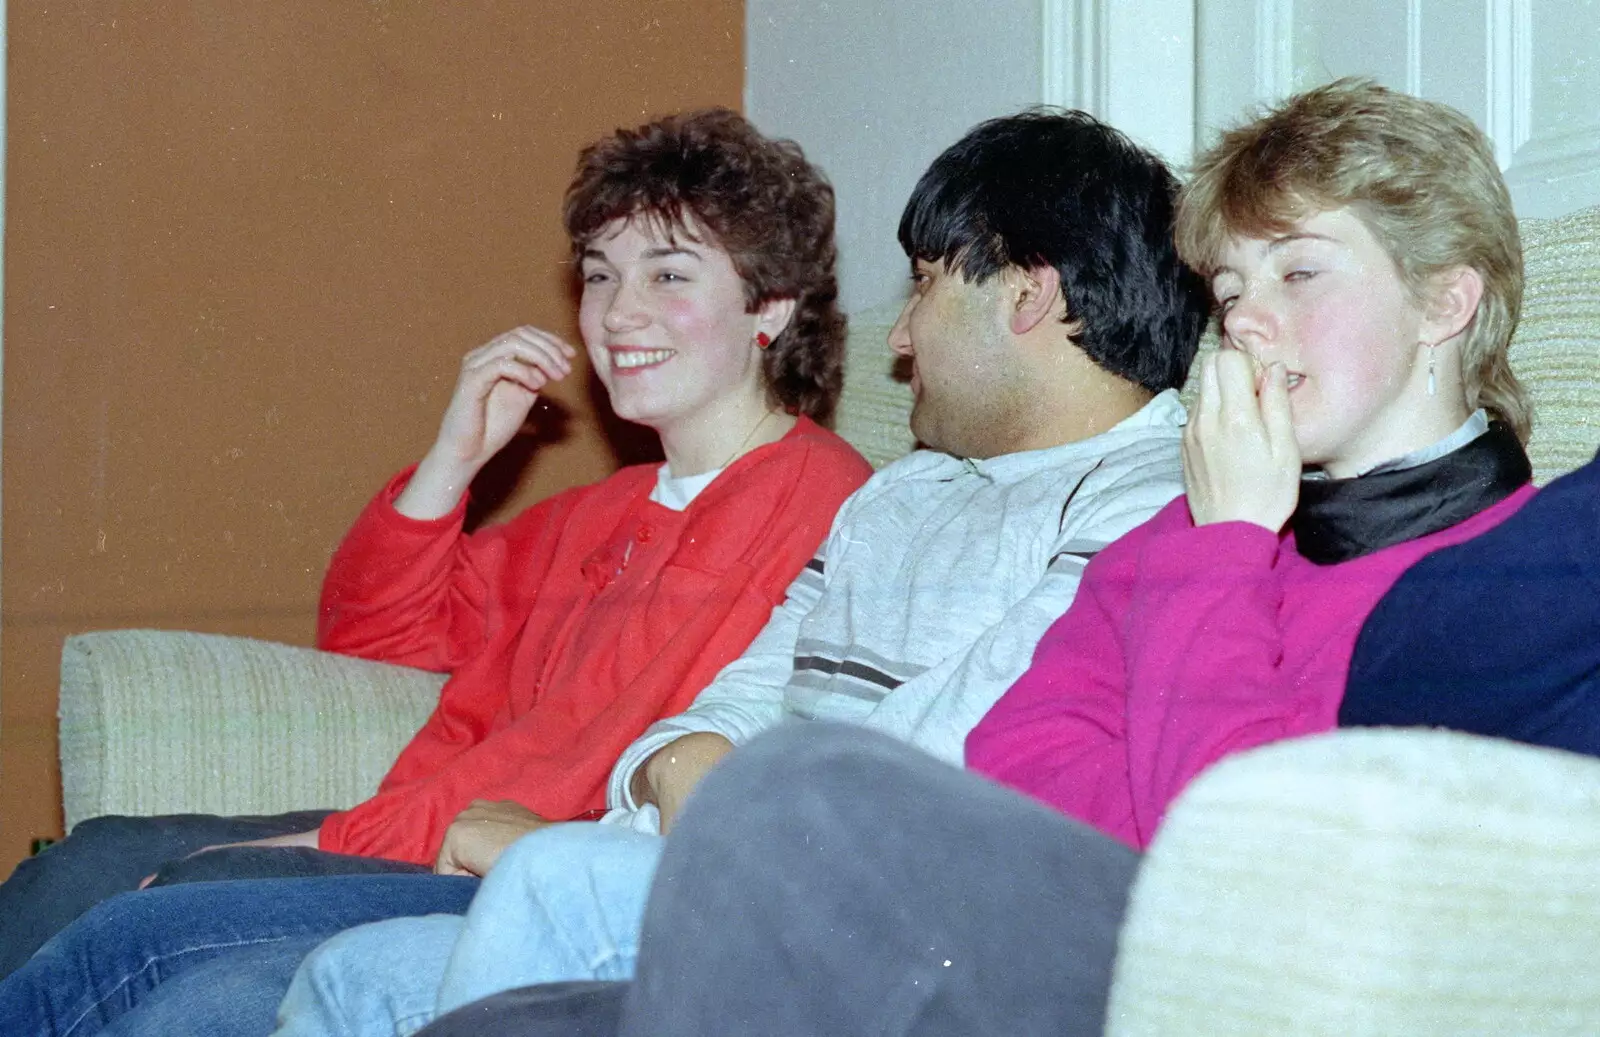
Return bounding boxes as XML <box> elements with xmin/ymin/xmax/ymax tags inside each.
<box><xmin>57</xmin><ymin>205</ymin><xmax>1600</xmax><ymax>1031</ymax></box>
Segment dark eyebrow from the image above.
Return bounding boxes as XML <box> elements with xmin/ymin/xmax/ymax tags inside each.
<box><xmin>581</xmin><ymin>245</ymin><xmax>702</xmax><ymax>265</ymax></box>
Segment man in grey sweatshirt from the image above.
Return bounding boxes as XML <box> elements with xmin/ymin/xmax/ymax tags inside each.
<box><xmin>276</xmin><ymin>109</ymin><xmax>1212</xmax><ymax>1036</ymax></box>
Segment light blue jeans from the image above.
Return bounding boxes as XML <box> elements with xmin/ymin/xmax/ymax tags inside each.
<box><xmin>273</xmin><ymin>823</ymin><xmax>663</xmax><ymax>1036</ymax></box>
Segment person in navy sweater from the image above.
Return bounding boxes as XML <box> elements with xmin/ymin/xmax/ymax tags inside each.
<box><xmin>1343</xmin><ymin>448</ymin><xmax>1600</xmax><ymax>754</ymax></box>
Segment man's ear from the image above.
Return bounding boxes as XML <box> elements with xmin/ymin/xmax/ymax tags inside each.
<box><xmin>1421</xmin><ymin>266</ymin><xmax>1484</xmax><ymax>347</ymax></box>
<box><xmin>1009</xmin><ymin>265</ymin><xmax>1064</xmax><ymax>337</ymax></box>
<box><xmin>756</xmin><ymin>296</ymin><xmax>798</xmax><ymax>343</ymax></box>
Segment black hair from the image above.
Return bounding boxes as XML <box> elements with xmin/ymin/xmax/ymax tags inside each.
<box><xmin>898</xmin><ymin>108</ymin><xmax>1208</xmax><ymax>393</ymax></box>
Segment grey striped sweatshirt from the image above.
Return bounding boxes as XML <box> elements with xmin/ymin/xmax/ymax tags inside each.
<box><xmin>605</xmin><ymin>390</ymin><xmax>1187</xmax><ymax>826</ymax></box>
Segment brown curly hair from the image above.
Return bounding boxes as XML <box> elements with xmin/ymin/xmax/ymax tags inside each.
<box><xmin>563</xmin><ymin>109</ymin><xmax>845</xmax><ymax>423</ymax></box>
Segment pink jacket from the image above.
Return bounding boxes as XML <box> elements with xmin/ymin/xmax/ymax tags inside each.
<box><xmin>966</xmin><ymin>487</ymin><xmax>1535</xmax><ymax>849</ymax></box>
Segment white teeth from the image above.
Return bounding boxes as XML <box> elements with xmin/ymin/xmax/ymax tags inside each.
<box><xmin>612</xmin><ymin>349</ymin><xmax>675</xmax><ymax>369</ymax></box>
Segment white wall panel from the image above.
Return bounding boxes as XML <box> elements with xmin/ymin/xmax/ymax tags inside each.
<box><xmin>1042</xmin><ymin>0</ymin><xmax>1197</xmax><ymax>165</ymax></box>
<box><xmin>1510</xmin><ymin>0</ymin><xmax>1600</xmax><ymax>213</ymax></box>
<box><xmin>1194</xmin><ymin>0</ymin><xmax>1600</xmax><ymax>216</ymax></box>
<box><xmin>746</xmin><ymin>0</ymin><xmax>1042</xmax><ymax>311</ymax></box>
<box><xmin>1196</xmin><ymin>0</ymin><xmax>1275</xmax><ymax>138</ymax></box>
<box><xmin>1105</xmin><ymin>0</ymin><xmax>1197</xmax><ymax>163</ymax></box>
<box><xmin>743</xmin><ymin>0</ymin><xmax>1598</xmax><ymax>313</ymax></box>
<box><xmin>1296</xmin><ymin>0</ymin><xmax>1411</xmax><ymax>90</ymax></box>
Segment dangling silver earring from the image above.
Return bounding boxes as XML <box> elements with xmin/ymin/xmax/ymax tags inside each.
<box><xmin>1426</xmin><ymin>349</ymin><xmax>1437</xmax><ymax>397</ymax></box>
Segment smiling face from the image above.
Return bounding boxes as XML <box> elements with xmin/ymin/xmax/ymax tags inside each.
<box><xmin>578</xmin><ymin>216</ymin><xmax>770</xmax><ymax>435</ymax></box>
<box><xmin>887</xmin><ymin>259</ymin><xmax>1036</xmax><ymax>458</ymax></box>
<box><xmin>1211</xmin><ymin>207</ymin><xmax>1465</xmax><ymax>477</ymax></box>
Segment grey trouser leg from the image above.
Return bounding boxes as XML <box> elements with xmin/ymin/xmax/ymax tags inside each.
<box><xmin>619</xmin><ymin>724</ymin><xmax>1140</xmax><ymax>1037</ymax></box>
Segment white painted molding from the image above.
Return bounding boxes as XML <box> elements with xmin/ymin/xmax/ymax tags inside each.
<box><xmin>1041</xmin><ymin>0</ymin><xmax>1070</xmax><ymax>106</ymax></box>
<box><xmin>1040</xmin><ymin>0</ymin><xmax>1107</xmax><ymax>114</ymax></box>
<box><xmin>1485</xmin><ymin>0</ymin><xmax>1533</xmax><ymax>170</ymax></box>
<box><xmin>1042</xmin><ymin>0</ymin><xmax>1194</xmax><ymax>162</ymax></box>
<box><xmin>1254</xmin><ymin>0</ymin><xmax>1295</xmax><ymax>101</ymax></box>
<box><xmin>1404</xmin><ymin>0</ymin><xmax>1423</xmax><ymax>96</ymax></box>
<box><xmin>1505</xmin><ymin>123</ymin><xmax>1600</xmax><ymax>181</ymax></box>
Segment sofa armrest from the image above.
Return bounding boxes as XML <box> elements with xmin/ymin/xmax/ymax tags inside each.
<box><xmin>1106</xmin><ymin>729</ymin><xmax>1600</xmax><ymax>1034</ymax></box>
<box><xmin>59</xmin><ymin>629</ymin><xmax>445</xmax><ymax>830</ymax></box>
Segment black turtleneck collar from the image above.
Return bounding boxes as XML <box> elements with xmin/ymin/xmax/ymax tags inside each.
<box><xmin>1291</xmin><ymin>422</ymin><xmax>1531</xmax><ymax>565</ymax></box>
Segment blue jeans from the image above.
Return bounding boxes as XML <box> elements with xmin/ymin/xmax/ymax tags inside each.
<box><xmin>276</xmin><ymin>824</ymin><xmax>662</xmax><ymax>1036</ymax></box>
<box><xmin>0</xmin><ymin>874</ymin><xmax>478</xmax><ymax>1037</ymax></box>
<box><xmin>0</xmin><ymin>809</ymin><xmax>341</xmax><ymax>979</ymax></box>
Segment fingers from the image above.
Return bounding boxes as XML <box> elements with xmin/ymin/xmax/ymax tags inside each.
<box><xmin>1194</xmin><ymin>352</ymin><xmax>1221</xmax><ymax>424</ymax></box>
<box><xmin>1182</xmin><ymin>350</ymin><xmax>1299</xmax><ymax>530</ymax></box>
<box><xmin>472</xmin><ymin>326</ymin><xmax>578</xmax><ymax>374</ymax></box>
<box><xmin>1212</xmin><ymin>349</ymin><xmax>1262</xmax><ymax>426</ymax></box>
<box><xmin>434</xmin><ymin>823</ymin><xmax>466</xmax><ymax>875</ymax></box>
<box><xmin>1258</xmin><ymin>362</ymin><xmax>1299</xmax><ymax>466</ymax></box>
<box><xmin>461</xmin><ymin>327</ymin><xmax>576</xmax><ymax>395</ymax></box>
<box><xmin>1181</xmin><ymin>421</ymin><xmax>1204</xmax><ymax>500</ymax></box>
<box><xmin>435</xmin><ymin>326</ymin><xmax>575</xmax><ymax>465</ymax></box>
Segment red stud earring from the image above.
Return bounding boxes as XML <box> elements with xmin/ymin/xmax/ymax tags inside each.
<box><xmin>755</xmin><ymin>332</ymin><xmax>772</xmax><ymax>349</ymax></box>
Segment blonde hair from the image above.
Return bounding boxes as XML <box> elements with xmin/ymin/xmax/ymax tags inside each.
<box><xmin>1176</xmin><ymin>78</ymin><xmax>1530</xmax><ymax>441</ymax></box>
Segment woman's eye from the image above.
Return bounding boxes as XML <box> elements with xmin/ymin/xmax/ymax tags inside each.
<box><xmin>1214</xmin><ymin>295</ymin><xmax>1238</xmax><ymax>317</ymax></box>
<box><xmin>1284</xmin><ymin>269</ymin><xmax>1315</xmax><ymax>283</ymax></box>
<box><xmin>582</xmin><ymin>271</ymin><xmax>611</xmax><ymax>285</ymax></box>
<box><xmin>655</xmin><ymin>271</ymin><xmax>688</xmax><ymax>284</ymax></box>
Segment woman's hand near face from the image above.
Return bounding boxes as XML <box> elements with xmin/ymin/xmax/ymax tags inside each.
<box><xmin>1183</xmin><ymin>350</ymin><xmax>1301</xmax><ymax>531</ymax></box>
<box><xmin>397</xmin><ymin>327</ymin><xmax>578</xmax><ymax>520</ymax></box>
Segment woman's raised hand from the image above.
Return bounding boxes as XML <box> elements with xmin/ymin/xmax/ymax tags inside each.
<box><xmin>397</xmin><ymin>327</ymin><xmax>577</xmax><ymax>520</ymax></box>
<box><xmin>1182</xmin><ymin>350</ymin><xmax>1301</xmax><ymax>531</ymax></box>
<box><xmin>434</xmin><ymin>327</ymin><xmax>577</xmax><ymax>470</ymax></box>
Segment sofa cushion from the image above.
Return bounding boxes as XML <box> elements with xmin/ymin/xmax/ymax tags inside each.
<box><xmin>1106</xmin><ymin>728</ymin><xmax>1600</xmax><ymax>1035</ymax></box>
<box><xmin>833</xmin><ymin>300</ymin><xmax>915</xmax><ymax>468</ymax></box>
<box><xmin>1514</xmin><ymin>204</ymin><xmax>1600</xmax><ymax>484</ymax></box>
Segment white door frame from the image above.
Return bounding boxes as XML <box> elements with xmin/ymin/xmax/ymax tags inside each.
<box><xmin>1041</xmin><ymin>0</ymin><xmax>1198</xmax><ymax>167</ymax></box>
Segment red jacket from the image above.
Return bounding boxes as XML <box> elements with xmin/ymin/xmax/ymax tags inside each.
<box><xmin>316</xmin><ymin>417</ymin><xmax>870</xmax><ymax>864</ymax></box>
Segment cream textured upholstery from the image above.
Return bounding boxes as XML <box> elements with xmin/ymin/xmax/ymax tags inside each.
<box><xmin>1514</xmin><ymin>206</ymin><xmax>1600</xmax><ymax>484</ymax></box>
<box><xmin>832</xmin><ymin>299</ymin><xmax>915</xmax><ymax>468</ymax></box>
<box><xmin>1106</xmin><ymin>730</ymin><xmax>1600</xmax><ymax>1035</ymax></box>
<box><xmin>59</xmin><ymin>631</ymin><xmax>442</xmax><ymax>828</ymax></box>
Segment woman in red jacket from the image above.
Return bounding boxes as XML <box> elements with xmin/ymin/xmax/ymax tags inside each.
<box><xmin>0</xmin><ymin>108</ymin><xmax>870</xmax><ymax>981</ymax></box>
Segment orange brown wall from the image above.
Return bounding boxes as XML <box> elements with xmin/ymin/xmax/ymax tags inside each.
<box><xmin>1</xmin><ymin>1</ymin><xmax>744</xmax><ymax>876</ymax></box>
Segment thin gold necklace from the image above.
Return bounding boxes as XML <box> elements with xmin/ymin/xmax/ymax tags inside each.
<box><xmin>717</xmin><ymin>408</ymin><xmax>780</xmax><ymax>471</ymax></box>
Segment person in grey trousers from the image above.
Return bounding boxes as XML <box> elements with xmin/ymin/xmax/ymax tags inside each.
<box><xmin>417</xmin><ymin>722</ymin><xmax>1137</xmax><ymax>1037</ymax></box>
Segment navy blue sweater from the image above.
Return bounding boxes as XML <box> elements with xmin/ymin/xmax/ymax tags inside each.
<box><xmin>1343</xmin><ymin>449</ymin><xmax>1600</xmax><ymax>755</ymax></box>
